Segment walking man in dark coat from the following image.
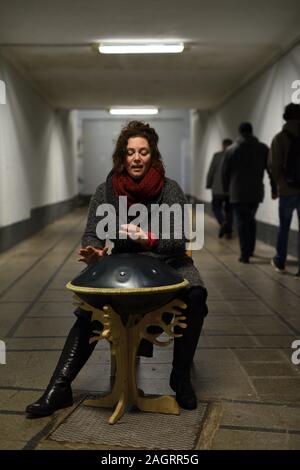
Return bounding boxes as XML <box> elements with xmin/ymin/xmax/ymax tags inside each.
<box><xmin>223</xmin><ymin>122</ymin><xmax>276</xmax><ymax>263</ymax></box>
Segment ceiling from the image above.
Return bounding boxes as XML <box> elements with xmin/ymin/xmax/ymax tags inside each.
<box><xmin>0</xmin><ymin>0</ymin><xmax>300</xmax><ymax>110</ymax></box>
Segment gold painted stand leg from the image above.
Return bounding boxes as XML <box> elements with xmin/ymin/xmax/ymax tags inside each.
<box><xmin>83</xmin><ymin>305</ymin><xmax>130</xmax><ymax>424</ymax></box>
<box><xmin>73</xmin><ymin>295</ymin><xmax>187</xmax><ymax>424</ymax></box>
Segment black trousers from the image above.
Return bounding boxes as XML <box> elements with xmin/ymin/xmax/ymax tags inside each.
<box><xmin>172</xmin><ymin>286</ymin><xmax>208</xmax><ymax>372</ymax></box>
<box><xmin>232</xmin><ymin>203</ymin><xmax>258</xmax><ymax>260</ymax></box>
<box><xmin>212</xmin><ymin>196</ymin><xmax>233</xmax><ymax>233</ymax></box>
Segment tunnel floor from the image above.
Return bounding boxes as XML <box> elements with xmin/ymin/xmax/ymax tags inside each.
<box><xmin>0</xmin><ymin>208</ymin><xmax>299</xmax><ymax>450</ymax></box>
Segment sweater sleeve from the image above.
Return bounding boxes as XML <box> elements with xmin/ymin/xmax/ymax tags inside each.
<box><xmin>81</xmin><ymin>184</ymin><xmax>106</xmax><ymax>249</ymax></box>
<box><xmin>152</xmin><ymin>180</ymin><xmax>187</xmax><ymax>255</ymax></box>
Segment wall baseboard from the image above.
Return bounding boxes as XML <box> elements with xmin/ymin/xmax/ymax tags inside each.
<box><xmin>0</xmin><ymin>197</ymin><xmax>78</xmax><ymax>254</ymax></box>
<box><xmin>188</xmin><ymin>197</ymin><xmax>298</xmax><ymax>259</ymax></box>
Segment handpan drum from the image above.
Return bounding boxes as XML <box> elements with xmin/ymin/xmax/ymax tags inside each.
<box><xmin>66</xmin><ymin>253</ymin><xmax>189</xmax><ymax>316</ymax></box>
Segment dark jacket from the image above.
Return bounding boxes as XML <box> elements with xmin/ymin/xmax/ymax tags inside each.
<box><xmin>268</xmin><ymin>120</ymin><xmax>300</xmax><ymax>196</ymax></box>
<box><xmin>81</xmin><ymin>170</ymin><xmax>204</xmax><ymax>287</ymax></box>
<box><xmin>206</xmin><ymin>151</ymin><xmax>228</xmax><ymax>197</ymax></box>
<box><xmin>222</xmin><ymin>135</ymin><xmax>276</xmax><ymax>204</ymax></box>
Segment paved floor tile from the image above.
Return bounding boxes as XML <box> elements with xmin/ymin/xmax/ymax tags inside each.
<box><xmin>221</xmin><ymin>401</ymin><xmax>300</xmax><ymax>431</ymax></box>
<box><xmin>211</xmin><ymin>428</ymin><xmax>290</xmax><ymax>450</ymax></box>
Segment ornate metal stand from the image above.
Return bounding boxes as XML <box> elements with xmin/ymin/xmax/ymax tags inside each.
<box><xmin>73</xmin><ymin>295</ymin><xmax>187</xmax><ymax>424</ymax></box>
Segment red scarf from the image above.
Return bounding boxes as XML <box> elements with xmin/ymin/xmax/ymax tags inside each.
<box><xmin>112</xmin><ymin>166</ymin><xmax>165</xmax><ymax>206</ymax></box>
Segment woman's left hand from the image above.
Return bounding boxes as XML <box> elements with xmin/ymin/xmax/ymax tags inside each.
<box><xmin>119</xmin><ymin>224</ymin><xmax>149</xmax><ymax>247</ymax></box>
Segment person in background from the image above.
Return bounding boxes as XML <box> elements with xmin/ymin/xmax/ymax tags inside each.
<box><xmin>268</xmin><ymin>103</ymin><xmax>300</xmax><ymax>279</ymax></box>
<box><xmin>206</xmin><ymin>138</ymin><xmax>233</xmax><ymax>238</ymax></box>
<box><xmin>223</xmin><ymin>122</ymin><xmax>277</xmax><ymax>263</ymax></box>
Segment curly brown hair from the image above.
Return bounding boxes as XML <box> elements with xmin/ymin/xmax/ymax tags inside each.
<box><xmin>112</xmin><ymin>121</ymin><xmax>165</xmax><ymax>174</ymax></box>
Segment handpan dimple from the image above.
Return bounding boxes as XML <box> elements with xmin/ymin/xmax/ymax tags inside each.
<box><xmin>117</xmin><ymin>269</ymin><xmax>130</xmax><ymax>283</ymax></box>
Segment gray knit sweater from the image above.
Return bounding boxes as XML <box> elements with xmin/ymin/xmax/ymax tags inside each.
<box><xmin>81</xmin><ymin>172</ymin><xmax>204</xmax><ymax>288</ymax></box>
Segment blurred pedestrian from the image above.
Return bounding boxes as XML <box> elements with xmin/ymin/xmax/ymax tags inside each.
<box><xmin>206</xmin><ymin>138</ymin><xmax>233</xmax><ymax>238</ymax></box>
<box><xmin>268</xmin><ymin>103</ymin><xmax>300</xmax><ymax>278</ymax></box>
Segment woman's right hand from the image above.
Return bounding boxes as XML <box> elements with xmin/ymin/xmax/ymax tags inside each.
<box><xmin>78</xmin><ymin>245</ymin><xmax>108</xmax><ymax>265</ymax></box>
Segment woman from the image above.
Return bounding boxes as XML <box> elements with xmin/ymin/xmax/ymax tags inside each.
<box><xmin>26</xmin><ymin>121</ymin><xmax>208</xmax><ymax>417</ymax></box>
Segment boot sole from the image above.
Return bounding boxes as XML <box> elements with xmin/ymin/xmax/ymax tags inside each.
<box><xmin>176</xmin><ymin>398</ymin><xmax>198</xmax><ymax>410</ymax></box>
<box><xmin>26</xmin><ymin>401</ymin><xmax>73</xmax><ymax>418</ymax></box>
<box><xmin>271</xmin><ymin>259</ymin><xmax>285</xmax><ymax>273</ymax></box>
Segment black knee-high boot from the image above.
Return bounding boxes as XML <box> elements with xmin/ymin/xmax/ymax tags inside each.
<box><xmin>170</xmin><ymin>286</ymin><xmax>208</xmax><ymax>410</ymax></box>
<box><xmin>26</xmin><ymin>316</ymin><xmax>97</xmax><ymax>417</ymax></box>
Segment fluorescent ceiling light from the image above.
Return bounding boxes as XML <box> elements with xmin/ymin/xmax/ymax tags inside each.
<box><xmin>99</xmin><ymin>43</ymin><xmax>184</xmax><ymax>54</ymax></box>
<box><xmin>109</xmin><ymin>108</ymin><xmax>159</xmax><ymax>115</ymax></box>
